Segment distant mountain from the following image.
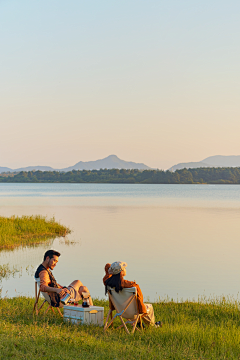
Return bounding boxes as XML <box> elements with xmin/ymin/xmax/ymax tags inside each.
<box><xmin>0</xmin><ymin>167</ymin><xmax>12</xmax><ymax>173</ymax></box>
<box><xmin>170</xmin><ymin>155</ymin><xmax>240</xmax><ymax>171</ymax></box>
<box><xmin>61</xmin><ymin>155</ymin><xmax>150</xmax><ymax>171</ymax></box>
<box><xmin>0</xmin><ymin>166</ymin><xmax>56</xmax><ymax>173</ymax></box>
<box><xmin>169</xmin><ymin>162</ymin><xmax>212</xmax><ymax>172</ymax></box>
<box><xmin>14</xmin><ymin>166</ymin><xmax>55</xmax><ymax>172</ymax></box>
<box><xmin>0</xmin><ymin>155</ymin><xmax>151</xmax><ymax>173</ymax></box>
<box><xmin>202</xmin><ymin>155</ymin><xmax>240</xmax><ymax>167</ymax></box>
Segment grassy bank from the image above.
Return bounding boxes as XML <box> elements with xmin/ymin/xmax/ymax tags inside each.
<box><xmin>0</xmin><ymin>215</ymin><xmax>70</xmax><ymax>249</ymax></box>
<box><xmin>0</xmin><ymin>297</ymin><xmax>240</xmax><ymax>359</ymax></box>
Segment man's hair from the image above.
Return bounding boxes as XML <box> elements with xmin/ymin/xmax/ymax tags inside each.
<box><xmin>44</xmin><ymin>250</ymin><xmax>61</xmax><ymax>261</ymax></box>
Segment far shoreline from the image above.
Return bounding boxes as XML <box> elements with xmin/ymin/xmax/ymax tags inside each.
<box><xmin>1</xmin><ymin>167</ymin><xmax>240</xmax><ymax>184</ymax></box>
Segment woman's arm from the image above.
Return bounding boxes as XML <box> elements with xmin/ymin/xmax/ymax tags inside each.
<box><xmin>122</xmin><ymin>279</ymin><xmax>136</xmax><ymax>288</ymax></box>
<box><xmin>123</xmin><ymin>279</ymin><xmax>147</xmax><ymax>314</ymax></box>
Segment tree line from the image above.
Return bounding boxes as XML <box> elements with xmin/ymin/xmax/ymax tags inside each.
<box><xmin>1</xmin><ymin>167</ymin><xmax>240</xmax><ymax>184</ymax></box>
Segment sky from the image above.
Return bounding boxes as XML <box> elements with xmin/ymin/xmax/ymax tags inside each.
<box><xmin>1</xmin><ymin>0</ymin><xmax>240</xmax><ymax>170</ymax></box>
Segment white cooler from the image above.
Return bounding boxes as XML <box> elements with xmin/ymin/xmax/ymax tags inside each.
<box><xmin>63</xmin><ymin>305</ymin><xmax>104</xmax><ymax>326</ymax></box>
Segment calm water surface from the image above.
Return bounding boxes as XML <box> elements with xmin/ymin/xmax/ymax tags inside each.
<box><xmin>1</xmin><ymin>183</ymin><xmax>240</xmax><ymax>301</ymax></box>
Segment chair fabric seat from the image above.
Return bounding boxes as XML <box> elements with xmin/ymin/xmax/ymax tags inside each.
<box><xmin>104</xmin><ymin>286</ymin><xmax>145</xmax><ymax>334</ymax></box>
<box><xmin>34</xmin><ymin>277</ymin><xmax>63</xmax><ymax>308</ymax></box>
<box><xmin>107</xmin><ymin>286</ymin><xmax>138</xmax><ymax>319</ymax></box>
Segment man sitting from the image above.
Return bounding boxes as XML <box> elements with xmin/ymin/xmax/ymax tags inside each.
<box><xmin>35</xmin><ymin>249</ymin><xmax>93</xmax><ymax>307</ymax></box>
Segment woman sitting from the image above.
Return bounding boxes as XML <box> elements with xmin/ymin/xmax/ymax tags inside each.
<box><xmin>103</xmin><ymin>261</ymin><xmax>161</xmax><ymax>327</ymax></box>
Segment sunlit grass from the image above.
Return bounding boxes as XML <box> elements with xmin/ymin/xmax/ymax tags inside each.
<box><xmin>0</xmin><ymin>215</ymin><xmax>71</xmax><ymax>249</ymax></box>
<box><xmin>0</xmin><ymin>296</ymin><xmax>240</xmax><ymax>359</ymax></box>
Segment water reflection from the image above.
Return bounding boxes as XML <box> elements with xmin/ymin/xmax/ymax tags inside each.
<box><xmin>0</xmin><ymin>184</ymin><xmax>240</xmax><ymax>301</ymax></box>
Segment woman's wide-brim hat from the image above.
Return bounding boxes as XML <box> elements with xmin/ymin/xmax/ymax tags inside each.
<box><xmin>108</xmin><ymin>261</ymin><xmax>127</xmax><ymax>275</ymax></box>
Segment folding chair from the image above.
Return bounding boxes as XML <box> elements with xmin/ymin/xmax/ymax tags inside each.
<box><xmin>104</xmin><ymin>287</ymin><xmax>145</xmax><ymax>334</ymax></box>
<box><xmin>33</xmin><ymin>277</ymin><xmax>63</xmax><ymax>317</ymax></box>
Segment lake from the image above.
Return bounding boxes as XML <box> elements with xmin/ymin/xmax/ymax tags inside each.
<box><xmin>1</xmin><ymin>183</ymin><xmax>240</xmax><ymax>302</ymax></box>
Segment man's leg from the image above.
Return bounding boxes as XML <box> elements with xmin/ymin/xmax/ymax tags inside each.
<box><xmin>67</xmin><ymin>280</ymin><xmax>93</xmax><ymax>305</ymax></box>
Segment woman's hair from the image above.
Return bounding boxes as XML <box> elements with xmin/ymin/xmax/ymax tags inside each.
<box><xmin>105</xmin><ymin>272</ymin><xmax>124</xmax><ymax>295</ymax></box>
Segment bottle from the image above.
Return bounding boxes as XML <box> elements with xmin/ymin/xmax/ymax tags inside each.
<box><xmin>82</xmin><ymin>291</ymin><xmax>90</xmax><ymax>308</ymax></box>
<box><xmin>60</xmin><ymin>293</ymin><xmax>71</xmax><ymax>305</ymax></box>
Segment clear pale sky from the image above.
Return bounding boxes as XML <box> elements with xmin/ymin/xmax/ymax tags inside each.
<box><xmin>1</xmin><ymin>0</ymin><xmax>240</xmax><ymax>170</ymax></box>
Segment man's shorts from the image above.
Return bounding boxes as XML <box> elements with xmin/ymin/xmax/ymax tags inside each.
<box><xmin>67</xmin><ymin>284</ymin><xmax>82</xmax><ymax>301</ymax></box>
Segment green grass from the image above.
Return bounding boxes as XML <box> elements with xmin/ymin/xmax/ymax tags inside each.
<box><xmin>0</xmin><ymin>215</ymin><xmax>71</xmax><ymax>249</ymax></box>
<box><xmin>0</xmin><ymin>296</ymin><xmax>240</xmax><ymax>359</ymax></box>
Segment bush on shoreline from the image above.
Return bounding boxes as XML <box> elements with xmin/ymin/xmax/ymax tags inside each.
<box><xmin>0</xmin><ymin>215</ymin><xmax>70</xmax><ymax>249</ymax></box>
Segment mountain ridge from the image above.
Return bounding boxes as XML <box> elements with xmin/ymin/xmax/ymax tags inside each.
<box><xmin>169</xmin><ymin>155</ymin><xmax>240</xmax><ymax>171</ymax></box>
<box><xmin>0</xmin><ymin>155</ymin><xmax>151</xmax><ymax>173</ymax></box>
<box><xmin>3</xmin><ymin>155</ymin><xmax>240</xmax><ymax>174</ymax></box>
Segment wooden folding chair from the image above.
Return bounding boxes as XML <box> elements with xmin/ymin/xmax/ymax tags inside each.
<box><xmin>33</xmin><ymin>277</ymin><xmax>63</xmax><ymax>317</ymax></box>
<box><xmin>104</xmin><ymin>287</ymin><xmax>145</xmax><ymax>334</ymax></box>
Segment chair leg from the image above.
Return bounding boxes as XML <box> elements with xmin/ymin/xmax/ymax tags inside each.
<box><xmin>57</xmin><ymin>307</ymin><xmax>63</xmax><ymax>317</ymax></box>
<box><xmin>35</xmin><ymin>300</ymin><xmax>40</xmax><ymax>316</ymax></box>
<box><xmin>132</xmin><ymin>315</ymin><xmax>139</xmax><ymax>334</ymax></box>
<box><xmin>37</xmin><ymin>299</ymin><xmax>47</xmax><ymax>313</ymax></box>
<box><xmin>116</xmin><ymin>320</ymin><xmax>134</xmax><ymax>331</ymax></box>
<box><xmin>115</xmin><ymin>320</ymin><xmax>131</xmax><ymax>333</ymax></box>
<box><xmin>33</xmin><ymin>293</ymin><xmax>38</xmax><ymax>313</ymax></box>
<box><xmin>34</xmin><ymin>283</ymin><xmax>63</xmax><ymax>319</ymax></box>
<box><xmin>104</xmin><ymin>309</ymin><xmax>112</xmax><ymax>331</ymax></box>
<box><xmin>43</xmin><ymin>304</ymin><xmax>63</xmax><ymax>317</ymax></box>
<box><xmin>45</xmin><ymin>304</ymin><xmax>51</xmax><ymax>314</ymax></box>
<box><xmin>33</xmin><ymin>287</ymin><xmax>41</xmax><ymax>315</ymax></box>
<box><xmin>104</xmin><ymin>316</ymin><xmax>115</xmax><ymax>332</ymax></box>
<box><xmin>110</xmin><ymin>320</ymin><xmax>129</xmax><ymax>334</ymax></box>
<box><xmin>119</xmin><ymin>316</ymin><xmax>130</xmax><ymax>334</ymax></box>
<box><xmin>33</xmin><ymin>300</ymin><xmax>38</xmax><ymax>315</ymax></box>
<box><xmin>110</xmin><ymin>311</ymin><xmax>113</xmax><ymax>328</ymax></box>
<box><xmin>33</xmin><ymin>282</ymin><xmax>38</xmax><ymax>315</ymax></box>
<box><xmin>115</xmin><ymin>324</ymin><xmax>124</xmax><ymax>330</ymax></box>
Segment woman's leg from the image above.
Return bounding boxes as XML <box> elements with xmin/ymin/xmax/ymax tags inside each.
<box><xmin>142</xmin><ymin>304</ymin><xmax>155</xmax><ymax>326</ymax></box>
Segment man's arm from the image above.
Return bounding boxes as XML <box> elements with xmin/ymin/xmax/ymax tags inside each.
<box><xmin>39</xmin><ymin>270</ymin><xmax>69</xmax><ymax>296</ymax></box>
<box><xmin>43</xmin><ymin>285</ymin><xmax>69</xmax><ymax>297</ymax></box>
